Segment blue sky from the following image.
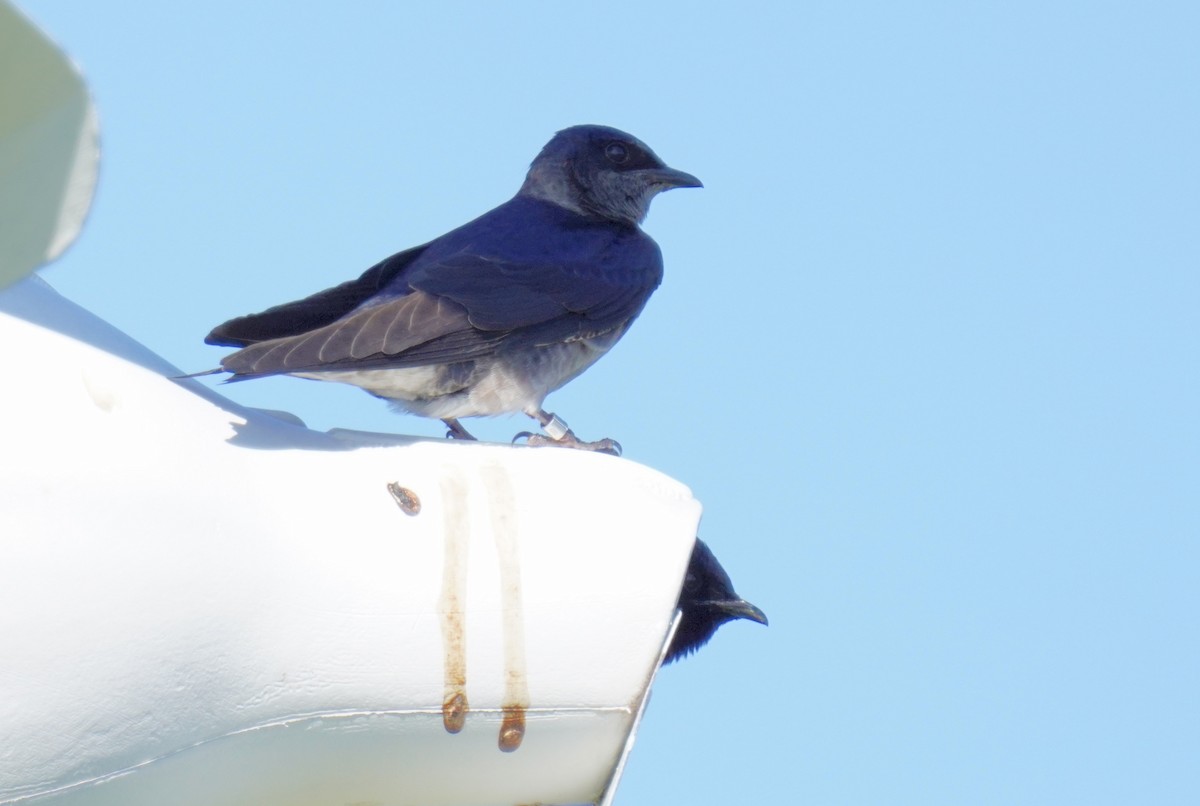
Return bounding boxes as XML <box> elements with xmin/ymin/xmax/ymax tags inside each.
<box><xmin>22</xmin><ymin>1</ymin><xmax>1199</xmax><ymax>803</ymax></box>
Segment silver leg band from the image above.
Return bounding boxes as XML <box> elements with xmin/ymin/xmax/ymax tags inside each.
<box><xmin>543</xmin><ymin>414</ymin><xmax>570</xmax><ymax>441</ymax></box>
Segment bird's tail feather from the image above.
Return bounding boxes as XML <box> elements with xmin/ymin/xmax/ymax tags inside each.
<box><xmin>173</xmin><ymin>367</ymin><xmax>225</xmax><ymax>380</ymax></box>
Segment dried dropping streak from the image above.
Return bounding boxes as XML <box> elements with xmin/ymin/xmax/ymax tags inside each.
<box><xmin>386</xmin><ymin>482</ymin><xmax>421</xmax><ymax>515</ymax></box>
<box><xmin>438</xmin><ymin>474</ymin><xmax>469</xmax><ymax>734</ymax></box>
<box><xmin>482</xmin><ymin>464</ymin><xmax>531</xmax><ymax>751</ymax></box>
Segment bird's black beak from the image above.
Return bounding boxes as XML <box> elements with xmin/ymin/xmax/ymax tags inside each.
<box><xmin>713</xmin><ymin>598</ymin><xmax>768</xmax><ymax>626</ymax></box>
<box><xmin>643</xmin><ymin>166</ymin><xmax>703</xmax><ymax>190</ymax></box>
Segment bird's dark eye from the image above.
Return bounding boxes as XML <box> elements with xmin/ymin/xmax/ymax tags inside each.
<box><xmin>604</xmin><ymin>142</ymin><xmax>629</xmax><ymax>164</ymax></box>
<box><xmin>683</xmin><ymin>572</ymin><xmax>700</xmax><ymax>592</ymax></box>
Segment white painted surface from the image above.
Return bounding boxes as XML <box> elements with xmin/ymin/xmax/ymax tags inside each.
<box><xmin>0</xmin><ymin>277</ymin><xmax>701</xmax><ymax>805</ymax></box>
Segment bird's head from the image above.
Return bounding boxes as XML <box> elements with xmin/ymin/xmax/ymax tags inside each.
<box><xmin>665</xmin><ymin>538</ymin><xmax>768</xmax><ymax>665</ymax></box>
<box><xmin>520</xmin><ymin>124</ymin><xmax>702</xmax><ymax>226</ymax></box>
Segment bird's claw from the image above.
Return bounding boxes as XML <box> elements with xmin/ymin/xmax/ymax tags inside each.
<box><xmin>512</xmin><ymin>431</ymin><xmax>622</xmax><ymax>457</ymax></box>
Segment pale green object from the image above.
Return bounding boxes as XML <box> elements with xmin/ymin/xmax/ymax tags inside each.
<box><xmin>0</xmin><ymin>0</ymin><xmax>99</xmax><ymax>288</ymax></box>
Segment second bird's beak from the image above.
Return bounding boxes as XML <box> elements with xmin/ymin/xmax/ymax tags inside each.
<box><xmin>714</xmin><ymin>598</ymin><xmax>769</xmax><ymax>625</ymax></box>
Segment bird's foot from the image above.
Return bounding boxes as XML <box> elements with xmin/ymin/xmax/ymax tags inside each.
<box><xmin>442</xmin><ymin>418</ymin><xmax>478</xmax><ymax>441</ymax></box>
<box><xmin>513</xmin><ymin>408</ymin><xmax>622</xmax><ymax>455</ymax></box>
<box><xmin>512</xmin><ymin>430</ymin><xmax>622</xmax><ymax>456</ymax></box>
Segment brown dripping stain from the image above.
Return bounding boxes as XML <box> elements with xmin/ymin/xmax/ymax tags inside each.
<box><xmin>482</xmin><ymin>464</ymin><xmax>532</xmax><ymax>753</ymax></box>
<box><xmin>440</xmin><ymin>586</ymin><xmax>467</xmax><ymax>734</ymax></box>
<box><xmin>438</xmin><ymin>474</ymin><xmax>470</xmax><ymax>735</ymax></box>
<box><xmin>498</xmin><ymin>704</ymin><xmax>526</xmax><ymax>752</ymax></box>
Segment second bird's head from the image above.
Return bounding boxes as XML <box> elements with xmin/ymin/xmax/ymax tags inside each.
<box><xmin>521</xmin><ymin>124</ymin><xmax>702</xmax><ymax>226</ymax></box>
<box><xmin>666</xmin><ymin>538</ymin><xmax>768</xmax><ymax>665</ymax></box>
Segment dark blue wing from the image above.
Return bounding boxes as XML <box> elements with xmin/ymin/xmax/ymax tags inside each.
<box><xmin>406</xmin><ymin>196</ymin><xmax>664</xmax><ymax>332</ymax></box>
<box><xmin>215</xmin><ymin>197</ymin><xmax>663</xmax><ymax>377</ymax></box>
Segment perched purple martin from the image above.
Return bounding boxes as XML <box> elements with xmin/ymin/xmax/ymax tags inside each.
<box><xmin>665</xmin><ymin>539</ymin><xmax>768</xmax><ymax>665</ymax></box>
<box><xmin>203</xmin><ymin>125</ymin><xmax>700</xmax><ymax>453</ymax></box>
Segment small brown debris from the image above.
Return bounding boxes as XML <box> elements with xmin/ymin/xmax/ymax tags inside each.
<box><xmin>386</xmin><ymin>482</ymin><xmax>421</xmax><ymax>515</ymax></box>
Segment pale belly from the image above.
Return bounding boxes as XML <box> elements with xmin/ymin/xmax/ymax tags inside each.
<box><xmin>292</xmin><ymin>337</ymin><xmax>615</xmax><ymax>420</ymax></box>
